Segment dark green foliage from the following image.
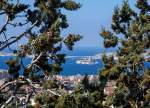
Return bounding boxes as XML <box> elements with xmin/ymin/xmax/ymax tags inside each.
<box><xmin>0</xmin><ymin>0</ymin><xmax>28</xmax><ymax>20</ymax></box>
<box><xmin>0</xmin><ymin>0</ymin><xmax>82</xmax><ymax>77</ymax></box>
<box><xmin>0</xmin><ymin>1</ymin><xmax>82</xmax><ymax>107</ymax></box>
<box><xmin>63</xmin><ymin>0</ymin><xmax>81</xmax><ymax>11</ymax></box>
<box><xmin>100</xmin><ymin>28</ymin><xmax>118</xmax><ymax>48</ymax></box>
<box><xmin>64</xmin><ymin>34</ymin><xmax>83</xmax><ymax>50</ymax></box>
<box><xmin>55</xmin><ymin>95</ymin><xmax>77</xmax><ymax>108</ymax></box>
<box><xmin>81</xmin><ymin>74</ymin><xmax>90</xmax><ymax>91</ymax></box>
<box><xmin>51</xmin><ymin>75</ymin><xmax>104</xmax><ymax>108</ymax></box>
<box><xmin>6</xmin><ymin>59</ymin><xmax>20</xmax><ymax>79</ymax></box>
<box><xmin>100</xmin><ymin>0</ymin><xmax>150</xmax><ymax>107</ymax></box>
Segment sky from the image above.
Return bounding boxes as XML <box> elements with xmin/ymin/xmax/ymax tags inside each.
<box><xmin>0</xmin><ymin>0</ymin><xmax>136</xmax><ymax>51</ymax></box>
<box><xmin>62</xmin><ymin>0</ymin><xmax>136</xmax><ymax>48</ymax></box>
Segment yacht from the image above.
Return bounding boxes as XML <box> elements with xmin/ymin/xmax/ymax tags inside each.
<box><xmin>76</xmin><ymin>57</ymin><xmax>98</xmax><ymax>65</ymax></box>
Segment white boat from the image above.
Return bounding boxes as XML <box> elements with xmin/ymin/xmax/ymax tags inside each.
<box><xmin>76</xmin><ymin>57</ymin><xmax>98</xmax><ymax>65</ymax></box>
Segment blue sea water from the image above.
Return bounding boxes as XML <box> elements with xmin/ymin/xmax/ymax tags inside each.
<box><xmin>0</xmin><ymin>47</ymin><xmax>103</xmax><ymax>76</ymax></box>
<box><xmin>62</xmin><ymin>58</ymin><xmax>102</xmax><ymax>75</ymax></box>
<box><xmin>0</xmin><ymin>47</ymin><xmax>149</xmax><ymax>76</ymax></box>
<box><xmin>0</xmin><ymin>56</ymin><xmax>103</xmax><ymax>76</ymax></box>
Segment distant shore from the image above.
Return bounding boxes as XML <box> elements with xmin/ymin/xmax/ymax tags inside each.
<box><xmin>0</xmin><ymin>51</ymin><xmax>149</xmax><ymax>61</ymax></box>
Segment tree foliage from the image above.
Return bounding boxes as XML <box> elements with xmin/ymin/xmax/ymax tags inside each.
<box><xmin>99</xmin><ymin>0</ymin><xmax>150</xmax><ymax>107</ymax></box>
<box><xmin>0</xmin><ymin>0</ymin><xmax>82</xmax><ymax>107</ymax></box>
<box><xmin>0</xmin><ymin>0</ymin><xmax>150</xmax><ymax>108</ymax></box>
<box><xmin>0</xmin><ymin>0</ymin><xmax>82</xmax><ymax>77</ymax></box>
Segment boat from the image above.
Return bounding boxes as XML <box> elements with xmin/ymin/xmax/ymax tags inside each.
<box><xmin>76</xmin><ymin>57</ymin><xmax>98</xmax><ymax>65</ymax></box>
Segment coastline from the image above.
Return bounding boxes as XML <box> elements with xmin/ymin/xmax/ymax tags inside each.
<box><xmin>0</xmin><ymin>51</ymin><xmax>149</xmax><ymax>60</ymax></box>
<box><xmin>0</xmin><ymin>51</ymin><xmax>149</xmax><ymax>77</ymax></box>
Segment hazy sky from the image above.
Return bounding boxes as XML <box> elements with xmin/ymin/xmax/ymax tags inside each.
<box><xmin>62</xmin><ymin>0</ymin><xmax>136</xmax><ymax>48</ymax></box>
<box><xmin>0</xmin><ymin>0</ymin><xmax>136</xmax><ymax>50</ymax></box>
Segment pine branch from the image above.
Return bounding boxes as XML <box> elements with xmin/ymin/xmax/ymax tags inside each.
<box><xmin>26</xmin><ymin>51</ymin><xmax>44</xmax><ymax>70</ymax></box>
<box><xmin>0</xmin><ymin>15</ymin><xmax>9</xmax><ymax>35</ymax></box>
<box><xmin>1</xmin><ymin>96</ymin><xmax>15</xmax><ymax>108</ymax></box>
<box><xmin>0</xmin><ymin>21</ymin><xmax>38</xmax><ymax>50</ymax></box>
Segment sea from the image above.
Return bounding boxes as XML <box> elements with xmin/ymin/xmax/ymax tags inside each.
<box><xmin>0</xmin><ymin>47</ymin><xmax>149</xmax><ymax>76</ymax></box>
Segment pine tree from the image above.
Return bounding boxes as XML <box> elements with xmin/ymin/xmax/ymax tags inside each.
<box><xmin>0</xmin><ymin>0</ymin><xmax>82</xmax><ymax>107</ymax></box>
<box><xmin>0</xmin><ymin>0</ymin><xmax>82</xmax><ymax>77</ymax></box>
<box><xmin>99</xmin><ymin>0</ymin><xmax>150</xmax><ymax>107</ymax></box>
